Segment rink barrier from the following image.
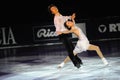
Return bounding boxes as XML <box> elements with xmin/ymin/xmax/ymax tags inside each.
<box><xmin>0</xmin><ymin>38</ymin><xmax>120</xmax><ymax>49</ymax></box>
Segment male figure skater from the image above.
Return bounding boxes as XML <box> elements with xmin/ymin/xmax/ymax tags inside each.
<box><xmin>57</xmin><ymin>19</ymin><xmax>109</xmax><ymax>68</ymax></box>
<box><xmin>48</xmin><ymin>4</ymin><xmax>82</xmax><ymax>68</ymax></box>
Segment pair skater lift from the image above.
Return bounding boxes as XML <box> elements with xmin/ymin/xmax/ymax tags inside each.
<box><xmin>48</xmin><ymin>4</ymin><xmax>108</xmax><ymax>69</ymax></box>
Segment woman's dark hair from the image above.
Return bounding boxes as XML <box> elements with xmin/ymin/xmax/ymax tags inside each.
<box><xmin>48</xmin><ymin>4</ymin><xmax>57</xmax><ymax>13</ymax></box>
<box><xmin>64</xmin><ymin>19</ymin><xmax>73</xmax><ymax>30</ymax></box>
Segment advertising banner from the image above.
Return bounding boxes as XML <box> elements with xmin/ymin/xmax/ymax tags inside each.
<box><xmin>1</xmin><ymin>17</ymin><xmax>120</xmax><ymax>49</ymax></box>
<box><xmin>33</xmin><ymin>25</ymin><xmax>59</xmax><ymax>44</ymax></box>
<box><xmin>86</xmin><ymin>18</ymin><xmax>120</xmax><ymax>41</ymax></box>
<box><xmin>32</xmin><ymin>23</ymin><xmax>86</xmax><ymax>44</ymax></box>
<box><xmin>0</xmin><ymin>24</ymin><xmax>33</xmax><ymax>49</ymax></box>
<box><xmin>0</xmin><ymin>23</ymin><xmax>87</xmax><ymax>49</ymax></box>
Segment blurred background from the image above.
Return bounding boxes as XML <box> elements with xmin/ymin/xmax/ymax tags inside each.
<box><xmin>0</xmin><ymin>0</ymin><xmax>120</xmax><ymax>58</ymax></box>
<box><xmin>0</xmin><ymin>1</ymin><xmax>120</xmax><ymax>79</ymax></box>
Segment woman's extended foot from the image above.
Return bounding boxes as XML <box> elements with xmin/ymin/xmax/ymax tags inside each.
<box><xmin>102</xmin><ymin>58</ymin><xmax>109</xmax><ymax>65</ymax></box>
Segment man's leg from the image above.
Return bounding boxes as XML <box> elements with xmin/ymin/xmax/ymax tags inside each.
<box><xmin>65</xmin><ymin>34</ymin><xmax>83</xmax><ymax>65</ymax></box>
<box><xmin>59</xmin><ymin>34</ymin><xmax>82</xmax><ymax>68</ymax></box>
<box><xmin>58</xmin><ymin>52</ymin><xmax>83</xmax><ymax>68</ymax></box>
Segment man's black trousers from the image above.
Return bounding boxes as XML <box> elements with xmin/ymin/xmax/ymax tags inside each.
<box><xmin>59</xmin><ymin>34</ymin><xmax>82</xmax><ymax>68</ymax></box>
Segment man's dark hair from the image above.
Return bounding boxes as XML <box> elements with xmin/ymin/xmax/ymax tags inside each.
<box><xmin>48</xmin><ymin>4</ymin><xmax>57</xmax><ymax>13</ymax></box>
<box><xmin>64</xmin><ymin>19</ymin><xmax>73</xmax><ymax>30</ymax></box>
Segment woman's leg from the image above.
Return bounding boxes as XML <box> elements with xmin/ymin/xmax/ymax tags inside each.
<box><xmin>88</xmin><ymin>44</ymin><xmax>108</xmax><ymax>65</ymax></box>
<box><xmin>58</xmin><ymin>53</ymin><xmax>77</xmax><ymax>68</ymax></box>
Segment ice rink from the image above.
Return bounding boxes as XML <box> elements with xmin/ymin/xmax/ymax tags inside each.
<box><xmin>0</xmin><ymin>55</ymin><xmax>120</xmax><ymax>80</ymax></box>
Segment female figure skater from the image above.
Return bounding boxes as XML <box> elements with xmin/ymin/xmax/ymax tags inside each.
<box><xmin>57</xmin><ymin>19</ymin><xmax>109</xmax><ymax>68</ymax></box>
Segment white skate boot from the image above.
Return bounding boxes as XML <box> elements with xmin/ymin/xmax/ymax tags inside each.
<box><xmin>58</xmin><ymin>62</ymin><xmax>65</xmax><ymax>68</ymax></box>
<box><xmin>102</xmin><ymin>58</ymin><xmax>109</xmax><ymax>66</ymax></box>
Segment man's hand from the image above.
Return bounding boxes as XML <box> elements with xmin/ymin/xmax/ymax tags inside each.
<box><xmin>71</xmin><ymin>13</ymin><xmax>76</xmax><ymax>20</ymax></box>
<box><xmin>56</xmin><ymin>31</ymin><xmax>62</xmax><ymax>35</ymax></box>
